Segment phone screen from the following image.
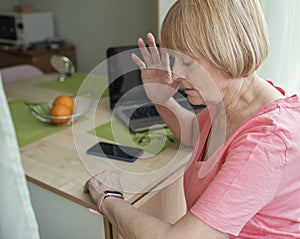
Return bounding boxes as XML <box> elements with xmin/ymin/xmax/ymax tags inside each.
<box><xmin>87</xmin><ymin>142</ymin><xmax>144</xmax><ymax>162</ymax></box>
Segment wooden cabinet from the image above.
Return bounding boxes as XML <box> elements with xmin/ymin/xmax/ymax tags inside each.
<box><xmin>27</xmin><ymin>182</ymin><xmax>106</xmax><ymax>239</ymax></box>
<box><xmin>0</xmin><ymin>44</ymin><xmax>76</xmax><ymax>73</ymax></box>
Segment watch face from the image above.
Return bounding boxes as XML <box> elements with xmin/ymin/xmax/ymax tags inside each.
<box><xmin>97</xmin><ymin>191</ymin><xmax>124</xmax><ymax>216</ymax></box>
<box><xmin>104</xmin><ymin>190</ymin><xmax>124</xmax><ymax>198</ymax></box>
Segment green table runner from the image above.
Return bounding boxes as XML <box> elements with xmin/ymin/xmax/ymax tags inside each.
<box><xmin>9</xmin><ymin>99</ymin><xmax>70</xmax><ymax>147</ymax></box>
<box><xmin>88</xmin><ymin>120</ymin><xmax>177</xmax><ymax>155</ymax></box>
<box><xmin>36</xmin><ymin>73</ymin><xmax>109</xmax><ymax>97</ymax></box>
<box><xmin>9</xmin><ymin>73</ymin><xmax>108</xmax><ymax>147</ymax></box>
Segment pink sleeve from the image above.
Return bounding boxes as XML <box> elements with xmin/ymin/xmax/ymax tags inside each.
<box><xmin>190</xmin><ymin>130</ymin><xmax>287</xmax><ymax>236</ymax></box>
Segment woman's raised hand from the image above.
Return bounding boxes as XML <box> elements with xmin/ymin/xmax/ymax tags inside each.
<box><xmin>131</xmin><ymin>33</ymin><xmax>181</xmax><ymax>105</ymax></box>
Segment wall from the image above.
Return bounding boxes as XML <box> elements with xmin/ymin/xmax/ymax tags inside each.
<box><xmin>258</xmin><ymin>0</ymin><xmax>300</xmax><ymax>94</ymax></box>
<box><xmin>11</xmin><ymin>0</ymin><xmax>158</xmax><ymax>73</ymax></box>
<box><xmin>0</xmin><ymin>0</ymin><xmax>19</xmax><ymax>12</ymax></box>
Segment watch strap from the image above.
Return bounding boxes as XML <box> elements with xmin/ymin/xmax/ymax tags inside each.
<box><xmin>97</xmin><ymin>190</ymin><xmax>124</xmax><ymax>216</ymax></box>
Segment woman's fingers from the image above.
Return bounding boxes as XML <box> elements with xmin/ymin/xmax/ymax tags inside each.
<box><xmin>132</xmin><ymin>33</ymin><xmax>177</xmax><ymax>88</ymax></box>
<box><xmin>83</xmin><ymin>171</ymin><xmax>123</xmax><ymax>205</ymax></box>
<box><xmin>83</xmin><ymin>176</ymin><xmax>97</xmax><ymax>193</ymax></box>
<box><xmin>137</xmin><ymin>38</ymin><xmax>152</xmax><ymax>66</ymax></box>
<box><xmin>146</xmin><ymin>33</ymin><xmax>161</xmax><ymax>64</ymax></box>
<box><xmin>131</xmin><ymin>53</ymin><xmax>146</xmax><ymax>70</ymax></box>
<box><xmin>137</xmin><ymin>33</ymin><xmax>162</xmax><ymax>67</ymax></box>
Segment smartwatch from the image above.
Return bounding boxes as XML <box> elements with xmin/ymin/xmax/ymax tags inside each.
<box><xmin>97</xmin><ymin>190</ymin><xmax>124</xmax><ymax>216</ymax></box>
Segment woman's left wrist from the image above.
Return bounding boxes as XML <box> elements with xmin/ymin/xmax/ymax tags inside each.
<box><xmin>98</xmin><ymin>190</ymin><xmax>124</xmax><ymax>216</ymax></box>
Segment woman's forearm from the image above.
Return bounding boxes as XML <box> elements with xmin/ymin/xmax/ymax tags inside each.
<box><xmin>101</xmin><ymin>197</ymin><xmax>228</xmax><ymax>239</ymax></box>
<box><xmin>102</xmin><ymin>197</ymin><xmax>172</xmax><ymax>239</ymax></box>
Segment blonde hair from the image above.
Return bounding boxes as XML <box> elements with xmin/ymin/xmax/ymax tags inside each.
<box><xmin>161</xmin><ymin>0</ymin><xmax>269</xmax><ymax>78</ymax></box>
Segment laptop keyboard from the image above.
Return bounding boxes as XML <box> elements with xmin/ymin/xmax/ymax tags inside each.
<box><xmin>123</xmin><ymin>105</ymin><xmax>159</xmax><ymax>120</ymax></box>
<box><xmin>123</xmin><ymin>102</ymin><xmax>206</xmax><ymax>121</ymax></box>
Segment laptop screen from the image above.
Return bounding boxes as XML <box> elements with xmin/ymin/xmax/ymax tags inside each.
<box><xmin>106</xmin><ymin>45</ymin><xmax>149</xmax><ymax>109</ymax></box>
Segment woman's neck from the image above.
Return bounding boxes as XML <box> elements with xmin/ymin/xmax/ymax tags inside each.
<box><xmin>215</xmin><ymin>73</ymin><xmax>284</xmax><ymax>139</ymax></box>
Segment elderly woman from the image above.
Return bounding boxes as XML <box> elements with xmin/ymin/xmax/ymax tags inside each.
<box><xmin>85</xmin><ymin>0</ymin><xmax>300</xmax><ymax>238</ymax></box>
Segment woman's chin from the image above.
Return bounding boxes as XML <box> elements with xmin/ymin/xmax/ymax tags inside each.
<box><xmin>187</xmin><ymin>95</ymin><xmax>206</xmax><ymax>106</ymax></box>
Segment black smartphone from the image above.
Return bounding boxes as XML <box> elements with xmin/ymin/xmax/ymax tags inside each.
<box><xmin>86</xmin><ymin>142</ymin><xmax>144</xmax><ymax>162</ymax></box>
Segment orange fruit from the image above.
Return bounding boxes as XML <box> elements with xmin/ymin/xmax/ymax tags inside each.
<box><xmin>50</xmin><ymin>103</ymin><xmax>72</xmax><ymax>125</ymax></box>
<box><xmin>53</xmin><ymin>95</ymin><xmax>74</xmax><ymax>111</ymax></box>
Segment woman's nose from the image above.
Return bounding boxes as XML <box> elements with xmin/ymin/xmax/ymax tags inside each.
<box><xmin>172</xmin><ymin>61</ymin><xmax>185</xmax><ymax>81</ymax></box>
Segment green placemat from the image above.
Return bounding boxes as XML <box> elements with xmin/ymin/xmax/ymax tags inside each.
<box><xmin>88</xmin><ymin>120</ymin><xmax>178</xmax><ymax>155</ymax></box>
<box><xmin>9</xmin><ymin>99</ymin><xmax>70</xmax><ymax>147</ymax></box>
<box><xmin>36</xmin><ymin>73</ymin><xmax>109</xmax><ymax>97</ymax></box>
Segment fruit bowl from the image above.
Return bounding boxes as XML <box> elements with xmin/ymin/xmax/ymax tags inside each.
<box><xmin>25</xmin><ymin>91</ymin><xmax>93</xmax><ymax>125</ymax></box>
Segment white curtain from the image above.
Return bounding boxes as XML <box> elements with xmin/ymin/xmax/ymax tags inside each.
<box><xmin>258</xmin><ymin>0</ymin><xmax>300</xmax><ymax>95</ymax></box>
<box><xmin>0</xmin><ymin>77</ymin><xmax>40</xmax><ymax>239</ymax></box>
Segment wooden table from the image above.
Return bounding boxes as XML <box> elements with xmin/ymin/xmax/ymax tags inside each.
<box><xmin>4</xmin><ymin>74</ymin><xmax>190</xmax><ymax>239</ymax></box>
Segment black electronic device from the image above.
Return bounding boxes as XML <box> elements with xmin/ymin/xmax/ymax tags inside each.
<box><xmin>87</xmin><ymin>141</ymin><xmax>144</xmax><ymax>162</ymax></box>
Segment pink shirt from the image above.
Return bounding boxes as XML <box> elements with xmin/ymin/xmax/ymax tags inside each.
<box><xmin>184</xmin><ymin>95</ymin><xmax>300</xmax><ymax>238</ymax></box>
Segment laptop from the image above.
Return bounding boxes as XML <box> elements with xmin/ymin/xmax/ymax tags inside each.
<box><xmin>106</xmin><ymin>45</ymin><xmax>205</xmax><ymax>133</ymax></box>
